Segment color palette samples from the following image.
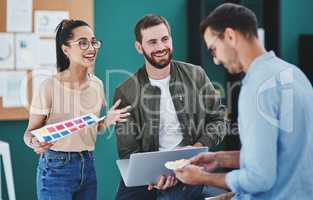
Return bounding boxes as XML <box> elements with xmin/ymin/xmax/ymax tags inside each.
<box><xmin>31</xmin><ymin>113</ymin><xmax>106</xmax><ymax>142</ymax></box>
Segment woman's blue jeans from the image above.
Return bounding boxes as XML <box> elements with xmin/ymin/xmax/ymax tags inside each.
<box><xmin>37</xmin><ymin>150</ymin><xmax>97</xmax><ymax>200</ymax></box>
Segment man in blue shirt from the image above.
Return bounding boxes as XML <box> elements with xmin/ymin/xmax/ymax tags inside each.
<box><xmin>175</xmin><ymin>3</ymin><xmax>313</xmax><ymax>200</ymax></box>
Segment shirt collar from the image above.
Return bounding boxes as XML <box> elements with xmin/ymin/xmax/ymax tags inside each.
<box><xmin>138</xmin><ymin>61</ymin><xmax>177</xmax><ymax>86</ymax></box>
<box><xmin>242</xmin><ymin>51</ymin><xmax>276</xmax><ymax>85</ymax></box>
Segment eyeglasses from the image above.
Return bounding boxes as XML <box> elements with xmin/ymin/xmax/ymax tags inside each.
<box><xmin>206</xmin><ymin>33</ymin><xmax>223</xmax><ymax>58</ymax></box>
<box><xmin>69</xmin><ymin>38</ymin><xmax>102</xmax><ymax>50</ymax></box>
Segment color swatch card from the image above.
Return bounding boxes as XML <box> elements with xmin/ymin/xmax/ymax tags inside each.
<box><xmin>31</xmin><ymin>113</ymin><xmax>105</xmax><ymax>142</ymax></box>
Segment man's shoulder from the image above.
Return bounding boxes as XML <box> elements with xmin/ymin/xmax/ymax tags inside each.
<box><xmin>115</xmin><ymin>68</ymin><xmax>141</xmax><ymax>99</ymax></box>
<box><xmin>173</xmin><ymin>60</ymin><xmax>204</xmax><ymax>74</ymax></box>
<box><xmin>173</xmin><ymin>60</ymin><xmax>208</xmax><ymax>84</ymax></box>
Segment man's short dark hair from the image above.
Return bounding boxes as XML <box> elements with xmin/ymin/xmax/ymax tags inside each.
<box><xmin>134</xmin><ymin>14</ymin><xmax>171</xmax><ymax>43</ymax></box>
<box><xmin>200</xmin><ymin>3</ymin><xmax>258</xmax><ymax>38</ymax></box>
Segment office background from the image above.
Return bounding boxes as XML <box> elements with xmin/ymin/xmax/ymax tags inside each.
<box><xmin>0</xmin><ymin>0</ymin><xmax>313</xmax><ymax>199</ymax></box>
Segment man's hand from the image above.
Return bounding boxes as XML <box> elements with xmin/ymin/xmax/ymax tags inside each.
<box><xmin>147</xmin><ymin>175</ymin><xmax>178</xmax><ymax>191</ymax></box>
<box><xmin>175</xmin><ymin>165</ymin><xmax>229</xmax><ymax>190</ymax></box>
<box><xmin>190</xmin><ymin>152</ymin><xmax>219</xmax><ymax>172</ymax></box>
<box><xmin>174</xmin><ymin>165</ymin><xmax>207</xmax><ymax>185</ymax></box>
<box><xmin>31</xmin><ymin>137</ymin><xmax>54</xmax><ymax>154</ymax></box>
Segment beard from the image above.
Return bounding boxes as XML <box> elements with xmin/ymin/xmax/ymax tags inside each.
<box><xmin>143</xmin><ymin>48</ymin><xmax>172</xmax><ymax>69</ymax></box>
<box><xmin>222</xmin><ymin>46</ymin><xmax>242</xmax><ymax>74</ymax></box>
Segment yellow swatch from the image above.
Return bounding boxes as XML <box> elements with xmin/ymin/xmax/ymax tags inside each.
<box><xmin>38</xmin><ymin>128</ymin><xmax>48</xmax><ymax>135</ymax></box>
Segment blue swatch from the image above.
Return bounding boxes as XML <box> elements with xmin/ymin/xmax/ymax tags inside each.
<box><xmin>87</xmin><ymin>120</ymin><xmax>95</xmax><ymax>125</ymax></box>
<box><xmin>52</xmin><ymin>133</ymin><xmax>61</xmax><ymax>139</ymax></box>
<box><xmin>83</xmin><ymin>116</ymin><xmax>92</xmax><ymax>121</ymax></box>
<box><xmin>43</xmin><ymin>136</ymin><xmax>52</xmax><ymax>142</ymax></box>
<box><xmin>60</xmin><ymin>130</ymin><xmax>70</xmax><ymax>136</ymax></box>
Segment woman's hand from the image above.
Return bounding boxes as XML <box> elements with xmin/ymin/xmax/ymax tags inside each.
<box><xmin>103</xmin><ymin>99</ymin><xmax>131</xmax><ymax>127</ymax></box>
<box><xmin>31</xmin><ymin>136</ymin><xmax>54</xmax><ymax>154</ymax></box>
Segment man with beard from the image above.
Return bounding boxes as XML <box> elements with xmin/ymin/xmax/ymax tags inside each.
<box><xmin>114</xmin><ymin>14</ymin><xmax>226</xmax><ymax>200</ymax></box>
<box><xmin>175</xmin><ymin>3</ymin><xmax>313</xmax><ymax>200</ymax></box>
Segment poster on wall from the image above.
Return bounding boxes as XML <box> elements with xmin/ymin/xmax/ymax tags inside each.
<box><xmin>6</xmin><ymin>0</ymin><xmax>33</xmax><ymax>32</ymax></box>
<box><xmin>39</xmin><ymin>39</ymin><xmax>56</xmax><ymax>66</ymax></box>
<box><xmin>35</xmin><ymin>11</ymin><xmax>69</xmax><ymax>37</ymax></box>
<box><xmin>2</xmin><ymin>71</ymin><xmax>28</xmax><ymax>108</ymax></box>
<box><xmin>0</xmin><ymin>73</ymin><xmax>6</xmax><ymax>98</ymax></box>
<box><xmin>15</xmin><ymin>33</ymin><xmax>40</xmax><ymax>69</ymax></box>
<box><xmin>0</xmin><ymin>33</ymin><xmax>15</xmax><ymax>70</ymax></box>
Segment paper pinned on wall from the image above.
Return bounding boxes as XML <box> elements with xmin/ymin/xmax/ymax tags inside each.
<box><xmin>6</xmin><ymin>0</ymin><xmax>33</xmax><ymax>32</ymax></box>
<box><xmin>0</xmin><ymin>33</ymin><xmax>15</xmax><ymax>70</ymax></box>
<box><xmin>39</xmin><ymin>39</ymin><xmax>56</xmax><ymax>66</ymax></box>
<box><xmin>0</xmin><ymin>73</ymin><xmax>6</xmax><ymax>98</ymax></box>
<box><xmin>2</xmin><ymin>71</ymin><xmax>29</xmax><ymax>108</ymax></box>
<box><xmin>16</xmin><ymin>33</ymin><xmax>40</xmax><ymax>70</ymax></box>
<box><xmin>35</xmin><ymin>11</ymin><xmax>70</xmax><ymax>37</ymax></box>
<box><xmin>32</xmin><ymin>67</ymin><xmax>57</xmax><ymax>96</ymax></box>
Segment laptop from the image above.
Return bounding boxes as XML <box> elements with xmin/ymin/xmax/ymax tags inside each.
<box><xmin>116</xmin><ymin>147</ymin><xmax>208</xmax><ymax>187</ymax></box>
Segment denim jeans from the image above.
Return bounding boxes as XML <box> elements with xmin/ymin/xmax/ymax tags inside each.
<box><xmin>37</xmin><ymin>150</ymin><xmax>97</xmax><ymax>200</ymax></box>
<box><xmin>115</xmin><ymin>179</ymin><xmax>204</xmax><ymax>200</ymax></box>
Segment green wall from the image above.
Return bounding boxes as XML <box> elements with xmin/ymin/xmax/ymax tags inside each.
<box><xmin>0</xmin><ymin>121</ymin><xmax>37</xmax><ymax>200</ymax></box>
<box><xmin>281</xmin><ymin>0</ymin><xmax>313</xmax><ymax>65</ymax></box>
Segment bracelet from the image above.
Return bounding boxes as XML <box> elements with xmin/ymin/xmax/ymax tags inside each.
<box><xmin>103</xmin><ymin>119</ymin><xmax>109</xmax><ymax>128</ymax></box>
<box><xmin>100</xmin><ymin>119</ymin><xmax>108</xmax><ymax>129</ymax></box>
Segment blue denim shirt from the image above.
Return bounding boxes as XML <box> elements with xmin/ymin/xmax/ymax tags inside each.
<box><xmin>226</xmin><ymin>51</ymin><xmax>313</xmax><ymax>199</ymax></box>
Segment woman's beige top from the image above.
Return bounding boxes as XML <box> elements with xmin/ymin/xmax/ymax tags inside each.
<box><xmin>30</xmin><ymin>73</ymin><xmax>106</xmax><ymax>152</ymax></box>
